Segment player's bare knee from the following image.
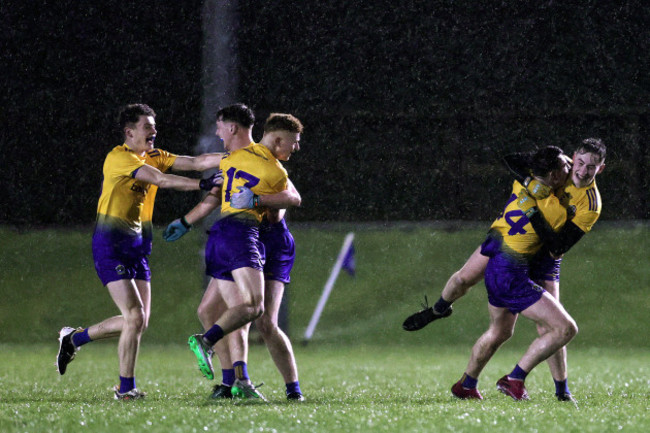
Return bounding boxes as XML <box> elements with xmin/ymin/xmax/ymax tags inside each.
<box><xmin>256</xmin><ymin>315</ymin><xmax>277</xmax><ymax>336</ymax></box>
<box><xmin>454</xmin><ymin>271</ymin><xmax>478</xmax><ymax>294</ymax></box>
<box><xmin>256</xmin><ymin>319</ymin><xmax>271</xmax><ymax>335</ymax></box>
<box><xmin>555</xmin><ymin>317</ymin><xmax>578</xmax><ymax>343</ymax></box>
<box><xmin>196</xmin><ymin>302</ymin><xmax>212</xmax><ymax>324</ymax></box>
<box><xmin>252</xmin><ymin>304</ymin><xmax>265</xmax><ymax>321</ymax></box>
<box><xmin>536</xmin><ymin>323</ymin><xmax>549</xmax><ymax>336</ymax></box>
<box><xmin>496</xmin><ymin>329</ymin><xmax>514</xmax><ymax>344</ymax></box>
<box><xmin>487</xmin><ymin>327</ymin><xmax>512</xmax><ymax>346</ymax></box>
<box><xmin>452</xmin><ymin>272</ymin><xmax>469</xmax><ymax>289</ymax></box>
<box><xmin>126</xmin><ymin>308</ymin><xmax>146</xmax><ymax>332</ymax></box>
<box><xmin>494</xmin><ymin>325</ymin><xmax>514</xmax><ymax>344</ymax></box>
<box><xmin>564</xmin><ymin>319</ymin><xmax>578</xmax><ymax>340</ymax></box>
<box><xmin>242</xmin><ymin>302</ymin><xmax>264</xmax><ymax>322</ymax></box>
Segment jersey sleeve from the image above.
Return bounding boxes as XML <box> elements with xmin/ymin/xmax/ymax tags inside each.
<box><xmin>147</xmin><ymin>148</ymin><xmax>177</xmax><ymax>173</ymax></box>
<box><xmin>571</xmin><ymin>187</ymin><xmax>601</xmax><ymax>233</ymax></box>
<box><xmin>108</xmin><ymin>148</ymin><xmax>145</xmax><ymax>179</ymax></box>
<box><xmin>571</xmin><ymin>206</ymin><xmax>600</xmax><ymax>233</ymax></box>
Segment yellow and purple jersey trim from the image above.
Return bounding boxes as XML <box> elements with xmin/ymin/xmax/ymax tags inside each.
<box><xmin>93</xmin><ymin>144</ymin><xmax>176</xmax><ymax>257</ymax></box>
<box><xmin>488</xmin><ymin>181</ymin><xmax>568</xmax><ymax>262</ymax></box>
<box><xmin>218</xmin><ymin>143</ymin><xmax>288</xmax><ymax>223</ymax></box>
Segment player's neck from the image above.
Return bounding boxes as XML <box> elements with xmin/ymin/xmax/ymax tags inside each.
<box><xmin>124</xmin><ymin>141</ymin><xmax>148</xmax><ymax>156</ymax></box>
<box><xmin>230</xmin><ymin>135</ymin><xmax>254</xmax><ymax>151</ymax></box>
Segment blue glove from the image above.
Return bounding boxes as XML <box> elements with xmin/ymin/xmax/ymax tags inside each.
<box><xmin>230</xmin><ymin>186</ymin><xmax>259</xmax><ymax>209</ymax></box>
<box><xmin>163</xmin><ymin>216</ymin><xmax>192</xmax><ymax>241</ymax></box>
<box><xmin>199</xmin><ymin>170</ymin><xmax>224</xmax><ymax>191</ymax></box>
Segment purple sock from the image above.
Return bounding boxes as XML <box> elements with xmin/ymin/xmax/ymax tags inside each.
<box><xmin>461</xmin><ymin>373</ymin><xmax>478</xmax><ymax>389</ymax></box>
<box><xmin>555</xmin><ymin>379</ymin><xmax>570</xmax><ymax>395</ymax></box>
<box><xmin>72</xmin><ymin>328</ymin><xmax>92</xmax><ymax>348</ymax></box>
<box><xmin>509</xmin><ymin>364</ymin><xmax>528</xmax><ymax>381</ymax></box>
<box><xmin>286</xmin><ymin>381</ymin><xmax>301</xmax><ymax>395</ymax></box>
<box><xmin>233</xmin><ymin>361</ymin><xmax>249</xmax><ymax>381</ymax></box>
<box><xmin>222</xmin><ymin>369</ymin><xmax>235</xmax><ymax>387</ymax></box>
<box><xmin>119</xmin><ymin>376</ymin><xmax>135</xmax><ymax>393</ymax></box>
<box><xmin>203</xmin><ymin>325</ymin><xmax>224</xmax><ymax>346</ymax></box>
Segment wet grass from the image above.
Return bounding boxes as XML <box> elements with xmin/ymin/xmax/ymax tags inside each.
<box><xmin>0</xmin><ymin>343</ymin><xmax>648</xmax><ymax>432</ymax></box>
<box><xmin>0</xmin><ymin>224</ymin><xmax>648</xmax><ymax>431</ymax></box>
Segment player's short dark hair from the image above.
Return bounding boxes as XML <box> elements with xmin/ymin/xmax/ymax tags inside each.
<box><xmin>216</xmin><ymin>103</ymin><xmax>255</xmax><ymax>128</ymax></box>
<box><xmin>576</xmin><ymin>138</ymin><xmax>606</xmax><ymax>163</ymax></box>
<box><xmin>529</xmin><ymin>145</ymin><xmax>565</xmax><ymax>177</ymax></box>
<box><xmin>264</xmin><ymin>113</ymin><xmax>303</xmax><ymax>134</ymax></box>
<box><xmin>118</xmin><ymin>103</ymin><xmax>156</xmax><ymax>131</ymax></box>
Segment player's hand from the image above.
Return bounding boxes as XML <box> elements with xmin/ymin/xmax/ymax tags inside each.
<box><xmin>230</xmin><ymin>186</ymin><xmax>259</xmax><ymax>209</ymax></box>
<box><xmin>516</xmin><ymin>188</ymin><xmax>538</xmax><ymax>218</ymax></box>
<box><xmin>199</xmin><ymin>170</ymin><xmax>224</xmax><ymax>191</ymax></box>
<box><xmin>522</xmin><ymin>177</ymin><xmax>552</xmax><ymax>200</ymax></box>
<box><xmin>163</xmin><ymin>217</ymin><xmax>192</xmax><ymax>241</ymax></box>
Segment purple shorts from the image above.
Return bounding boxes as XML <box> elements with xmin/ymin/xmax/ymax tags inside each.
<box><xmin>205</xmin><ymin>217</ymin><xmax>265</xmax><ymax>281</ymax></box>
<box><xmin>484</xmin><ymin>253</ymin><xmax>545</xmax><ymax>314</ymax></box>
<box><xmin>92</xmin><ymin>252</ymin><xmax>151</xmax><ymax>286</ymax></box>
<box><xmin>260</xmin><ymin>219</ymin><xmax>295</xmax><ymax>284</ymax></box>
<box><xmin>529</xmin><ymin>252</ymin><xmax>562</xmax><ymax>282</ymax></box>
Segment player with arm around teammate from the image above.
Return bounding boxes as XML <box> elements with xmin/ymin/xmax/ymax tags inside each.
<box><xmin>55</xmin><ymin>103</ymin><xmax>223</xmax><ymax>400</ymax></box>
<box><xmin>450</xmin><ymin>146</ymin><xmax>577</xmax><ymax>401</ymax></box>
<box><xmin>186</xmin><ymin>113</ymin><xmax>303</xmax><ymax>400</ymax></box>
<box><xmin>403</xmin><ymin>139</ymin><xmax>605</xmax><ymax>402</ymax></box>
<box><xmin>164</xmin><ymin>104</ymin><xmax>305</xmax><ymax>401</ymax></box>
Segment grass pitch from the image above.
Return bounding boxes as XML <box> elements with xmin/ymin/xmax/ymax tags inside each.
<box><xmin>0</xmin><ymin>224</ymin><xmax>648</xmax><ymax>432</ymax></box>
<box><xmin>0</xmin><ymin>344</ymin><xmax>648</xmax><ymax>432</ymax></box>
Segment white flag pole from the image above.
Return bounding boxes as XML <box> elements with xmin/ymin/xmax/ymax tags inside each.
<box><xmin>303</xmin><ymin>232</ymin><xmax>355</xmax><ymax>344</ymax></box>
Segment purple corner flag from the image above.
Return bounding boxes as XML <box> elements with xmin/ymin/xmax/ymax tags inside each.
<box><xmin>342</xmin><ymin>243</ymin><xmax>355</xmax><ymax>276</ymax></box>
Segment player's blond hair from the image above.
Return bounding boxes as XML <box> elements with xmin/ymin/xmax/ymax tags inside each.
<box><xmin>264</xmin><ymin>113</ymin><xmax>303</xmax><ymax>134</ymax></box>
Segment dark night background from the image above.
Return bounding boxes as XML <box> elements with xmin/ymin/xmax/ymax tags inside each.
<box><xmin>2</xmin><ymin>1</ymin><xmax>649</xmax><ymax>227</ymax></box>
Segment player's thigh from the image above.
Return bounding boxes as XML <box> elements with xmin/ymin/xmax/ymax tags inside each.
<box><xmin>541</xmin><ymin>279</ymin><xmax>560</xmax><ymax>300</ymax></box>
<box><xmin>231</xmin><ymin>267</ymin><xmax>265</xmax><ymax>306</ymax></box>
<box><xmin>200</xmin><ymin>277</ymin><xmax>227</xmax><ymax>311</ymax></box>
<box><xmin>458</xmin><ymin>247</ymin><xmax>489</xmax><ymax>285</ymax></box>
<box><xmin>106</xmin><ymin>279</ymin><xmax>145</xmax><ymax>316</ymax></box>
<box><xmin>134</xmin><ymin>279</ymin><xmax>152</xmax><ymax>324</ymax></box>
<box><xmin>487</xmin><ymin>303</ymin><xmax>518</xmax><ymax>338</ymax></box>
<box><xmin>521</xmin><ymin>292</ymin><xmax>573</xmax><ymax>330</ymax></box>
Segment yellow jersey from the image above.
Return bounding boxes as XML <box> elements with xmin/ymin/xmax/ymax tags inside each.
<box><xmin>219</xmin><ymin>143</ymin><xmax>288</xmax><ymax>223</ymax></box>
<box><xmin>489</xmin><ymin>180</ymin><xmax>568</xmax><ymax>261</ymax></box>
<box><xmin>556</xmin><ymin>178</ymin><xmax>601</xmax><ymax>233</ymax></box>
<box><xmin>93</xmin><ymin>144</ymin><xmax>177</xmax><ymax>256</ymax></box>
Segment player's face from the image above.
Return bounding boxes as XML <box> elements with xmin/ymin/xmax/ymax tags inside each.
<box><xmin>571</xmin><ymin>151</ymin><xmax>605</xmax><ymax>188</ymax></box>
<box><xmin>552</xmin><ymin>155</ymin><xmax>572</xmax><ymax>188</ymax></box>
<box><xmin>215</xmin><ymin>119</ymin><xmax>236</xmax><ymax>151</ymax></box>
<box><xmin>274</xmin><ymin>132</ymin><xmax>300</xmax><ymax>161</ymax></box>
<box><xmin>127</xmin><ymin>115</ymin><xmax>157</xmax><ymax>154</ymax></box>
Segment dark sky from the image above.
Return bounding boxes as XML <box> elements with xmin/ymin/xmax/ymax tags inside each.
<box><xmin>2</xmin><ymin>1</ymin><xmax>648</xmax><ymax>224</ymax></box>
<box><xmin>2</xmin><ymin>1</ymin><xmax>204</xmax><ymax>224</ymax></box>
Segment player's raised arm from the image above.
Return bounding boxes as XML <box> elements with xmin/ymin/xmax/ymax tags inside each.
<box><xmin>230</xmin><ymin>183</ymin><xmax>301</xmax><ymax>210</ymax></box>
<box><xmin>503</xmin><ymin>152</ymin><xmax>554</xmax><ymax>201</ymax></box>
<box><xmin>171</xmin><ymin>153</ymin><xmax>224</xmax><ymax>172</ymax></box>
<box><xmin>264</xmin><ymin>179</ymin><xmax>300</xmax><ymax>223</ymax></box>
<box><xmin>516</xmin><ymin>189</ymin><xmax>586</xmax><ymax>257</ymax></box>
<box><xmin>134</xmin><ymin>164</ymin><xmax>222</xmax><ymax>191</ymax></box>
